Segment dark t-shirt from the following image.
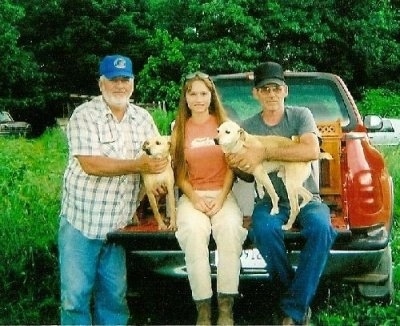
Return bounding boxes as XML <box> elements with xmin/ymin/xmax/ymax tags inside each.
<box><xmin>241</xmin><ymin>106</ymin><xmax>321</xmax><ymax>208</ymax></box>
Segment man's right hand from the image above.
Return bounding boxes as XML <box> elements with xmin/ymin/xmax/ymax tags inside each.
<box><xmin>136</xmin><ymin>154</ymin><xmax>169</xmax><ymax>174</ymax></box>
<box><xmin>225</xmin><ymin>154</ymin><xmax>255</xmax><ymax>182</ymax></box>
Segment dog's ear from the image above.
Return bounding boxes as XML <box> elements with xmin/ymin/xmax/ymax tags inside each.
<box><xmin>239</xmin><ymin>128</ymin><xmax>246</xmax><ymax>141</ymax></box>
<box><xmin>163</xmin><ymin>135</ymin><xmax>172</xmax><ymax>148</ymax></box>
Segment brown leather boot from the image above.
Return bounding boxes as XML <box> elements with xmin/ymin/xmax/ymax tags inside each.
<box><xmin>195</xmin><ymin>299</ymin><xmax>211</xmax><ymax>326</ymax></box>
<box><xmin>217</xmin><ymin>294</ymin><xmax>234</xmax><ymax>325</ymax></box>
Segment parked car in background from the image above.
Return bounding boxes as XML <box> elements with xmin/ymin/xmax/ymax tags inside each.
<box><xmin>0</xmin><ymin>111</ymin><xmax>31</xmax><ymax>137</ymax></box>
<box><xmin>364</xmin><ymin>115</ymin><xmax>400</xmax><ymax>146</ymax></box>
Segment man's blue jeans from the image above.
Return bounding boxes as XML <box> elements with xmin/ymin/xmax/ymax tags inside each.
<box><xmin>249</xmin><ymin>200</ymin><xmax>337</xmax><ymax>323</ymax></box>
<box><xmin>58</xmin><ymin>216</ymin><xmax>129</xmax><ymax>325</ymax></box>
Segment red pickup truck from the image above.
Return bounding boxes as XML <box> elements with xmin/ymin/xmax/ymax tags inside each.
<box><xmin>108</xmin><ymin>71</ymin><xmax>394</xmax><ymax>303</ymax></box>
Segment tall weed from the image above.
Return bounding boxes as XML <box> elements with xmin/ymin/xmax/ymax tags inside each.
<box><xmin>380</xmin><ymin>146</ymin><xmax>400</xmax><ymax>261</ymax></box>
<box><xmin>0</xmin><ymin>128</ymin><xmax>67</xmax><ymax>324</ymax></box>
<box><xmin>150</xmin><ymin>109</ymin><xmax>176</xmax><ymax>135</ymax></box>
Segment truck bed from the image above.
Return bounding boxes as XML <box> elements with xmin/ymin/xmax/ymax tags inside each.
<box><xmin>108</xmin><ymin>120</ymin><xmax>353</xmax><ymax>250</ymax></box>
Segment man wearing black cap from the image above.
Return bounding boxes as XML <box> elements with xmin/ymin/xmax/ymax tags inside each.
<box><xmin>228</xmin><ymin>62</ymin><xmax>337</xmax><ymax>325</ymax></box>
<box><xmin>58</xmin><ymin>54</ymin><xmax>168</xmax><ymax>324</ymax></box>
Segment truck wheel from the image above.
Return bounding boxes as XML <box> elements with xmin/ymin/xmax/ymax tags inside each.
<box><xmin>357</xmin><ymin>245</ymin><xmax>394</xmax><ymax>304</ymax></box>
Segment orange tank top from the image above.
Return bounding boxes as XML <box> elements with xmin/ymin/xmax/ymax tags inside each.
<box><xmin>184</xmin><ymin>115</ymin><xmax>227</xmax><ymax>190</ymax></box>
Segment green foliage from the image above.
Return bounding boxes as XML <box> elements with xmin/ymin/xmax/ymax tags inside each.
<box><xmin>379</xmin><ymin>146</ymin><xmax>400</xmax><ymax>237</ymax></box>
<box><xmin>19</xmin><ymin>0</ymin><xmax>152</xmax><ymax>94</ymax></box>
<box><xmin>357</xmin><ymin>89</ymin><xmax>400</xmax><ymax>118</ymax></box>
<box><xmin>150</xmin><ymin>108</ymin><xmax>176</xmax><ymax>135</ymax></box>
<box><xmin>0</xmin><ymin>0</ymin><xmax>25</xmax><ymax>85</ymax></box>
<box><xmin>0</xmin><ymin>128</ymin><xmax>67</xmax><ymax>324</ymax></box>
<box><xmin>0</xmin><ymin>0</ymin><xmax>44</xmax><ymax>113</ymax></box>
<box><xmin>315</xmin><ymin>283</ymin><xmax>400</xmax><ymax>325</ymax></box>
<box><xmin>136</xmin><ymin>29</ymin><xmax>185</xmax><ymax>108</ymax></box>
<box><xmin>0</xmin><ymin>0</ymin><xmax>397</xmax><ymax>129</ymax></box>
<box><xmin>181</xmin><ymin>0</ymin><xmax>263</xmax><ymax>73</ymax></box>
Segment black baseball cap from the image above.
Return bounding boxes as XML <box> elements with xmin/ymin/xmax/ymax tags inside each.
<box><xmin>253</xmin><ymin>62</ymin><xmax>285</xmax><ymax>88</ymax></box>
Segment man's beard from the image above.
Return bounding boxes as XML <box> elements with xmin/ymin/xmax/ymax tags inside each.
<box><xmin>102</xmin><ymin>93</ymin><xmax>130</xmax><ymax>108</ymax></box>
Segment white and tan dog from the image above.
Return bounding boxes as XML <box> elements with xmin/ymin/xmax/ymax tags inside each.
<box><xmin>135</xmin><ymin>135</ymin><xmax>176</xmax><ymax>231</ymax></box>
<box><xmin>216</xmin><ymin>120</ymin><xmax>332</xmax><ymax>230</ymax></box>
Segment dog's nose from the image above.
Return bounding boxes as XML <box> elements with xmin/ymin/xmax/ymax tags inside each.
<box><xmin>214</xmin><ymin>138</ymin><xmax>219</xmax><ymax>145</ymax></box>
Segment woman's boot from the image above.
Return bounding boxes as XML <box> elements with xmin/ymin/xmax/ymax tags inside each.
<box><xmin>195</xmin><ymin>298</ymin><xmax>211</xmax><ymax>325</ymax></box>
<box><xmin>217</xmin><ymin>294</ymin><xmax>234</xmax><ymax>325</ymax></box>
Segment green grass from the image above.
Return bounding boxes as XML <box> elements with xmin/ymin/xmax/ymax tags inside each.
<box><xmin>0</xmin><ymin>128</ymin><xmax>67</xmax><ymax>324</ymax></box>
<box><xmin>150</xmin><ymin>108</ymin><xmax>176</xmax><ymax>135</ymax></box>
<box><xmin>0</xmin><ymin>105</ymin><xmax>398</xmax><ymax>324</ymax></box>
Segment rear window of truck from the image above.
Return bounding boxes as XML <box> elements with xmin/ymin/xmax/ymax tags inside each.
<box><xmin>214</xmin><ymin>76</ymin><xmax>350</xmax><ymax>125</ymax></box>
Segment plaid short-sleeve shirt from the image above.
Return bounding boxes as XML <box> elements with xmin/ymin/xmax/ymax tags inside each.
<box><xmin>61</xmin><ymin>96</ymin><xmax>159</xmax><ymax>239</ymax></box>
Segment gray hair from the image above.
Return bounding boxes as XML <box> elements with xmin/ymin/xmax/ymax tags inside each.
<box><xmin>99</xmin><ymin>75</ymin><xmax>134</xmax><ymax>82</ymax></box>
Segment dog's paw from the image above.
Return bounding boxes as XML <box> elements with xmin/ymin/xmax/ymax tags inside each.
<box><xmin>131</xmin><ymin>213</ymin><xmax>140</xmax><ymax>225</ymax></box>
<box><xmin>168</xmin><ymin>222</ymin><xmax>177</xmax><ymax>231</ymax></box>
<box><xmin>256</xmin><ymin>183</ymin><xmax>265</xmax><ymax>198</ymax></box>
<box><xmin>281</xmin><ymin>223</ymin><xmax>293</xmax><ymax>231</ymax></box>
<box><xmin>270</xmin><ymin>207</ymin><xmax>279</xmax><ymax>215</ymax></box>
<box><xmin>157</xmin><ymin>222</ymin><xmax>169</xmax><ymax>231</ymax></box>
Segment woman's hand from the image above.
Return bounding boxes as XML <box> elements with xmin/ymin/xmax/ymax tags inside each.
<box><xmin>191</xmin><ymin>193</ymin><xmax>212</xmax><ymax>215</ymax></box>
<box><xmin>190</xmin><ymin>193</ymin><xmax>223</xmax><ymax>217</ymax></box>
<box><xmin>203</xmin><ymin>196</ymin><xmax>224</xmax><ymax>217</ymax></box>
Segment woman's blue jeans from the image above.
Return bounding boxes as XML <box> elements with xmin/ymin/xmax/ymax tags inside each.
<box><xmin>58</xmin><ymin>216</ymin><xmax>129</xmax><ymax>325</ymax></box>
<box><xmin>249</xmin><ymin>200</ymin><xmax>337</xmax><ymax>323</ymax></box>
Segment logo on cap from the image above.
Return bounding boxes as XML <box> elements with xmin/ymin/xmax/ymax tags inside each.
<box><xmin>114</xmin><ymin>58</ymin><xmax>127</xmax><ymax>69</ymax></box>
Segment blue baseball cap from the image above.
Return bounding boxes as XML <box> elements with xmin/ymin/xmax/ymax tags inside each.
<box><xmin>99</xmin><ymin>54</ymin><xmax>134</xmax><ymax>79</ymax></box>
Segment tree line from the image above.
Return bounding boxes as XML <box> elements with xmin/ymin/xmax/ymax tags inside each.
<box><xmin>1</xmin><ymin>0</ymin><xmax>399</xmax><ymax>135</ymax></box>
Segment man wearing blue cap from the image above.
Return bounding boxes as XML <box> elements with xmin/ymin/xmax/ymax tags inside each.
<box><xmin>58</xmin><ymin>54</ymin><xmax>168</xmax><ymax>324</ymax></box>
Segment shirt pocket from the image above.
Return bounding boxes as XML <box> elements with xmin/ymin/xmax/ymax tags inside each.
<box><xmin>98</xmin><ymin>120</ymin><xmax>117</xmax><ymax>143</ymax></box>
<box><xmin>98</xmin><ymin>120</ymin><xmax>122</xmax><ymax>157</ymax></box>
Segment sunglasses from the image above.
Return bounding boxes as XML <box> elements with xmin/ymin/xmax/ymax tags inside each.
<box><xmin>257</xmin><ymin>85</ymin><xmax>284</xmax><ymax>94</ymax></box>
<box><xmin>185</xmin><ymin>71</ymin><xmax>210</xmax><ymax>81</ymax></box>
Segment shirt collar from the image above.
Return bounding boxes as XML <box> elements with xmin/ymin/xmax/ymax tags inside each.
<box><xmin>98</xmin><ymin>96</ymin><xmax>137</xmax><ymax>121</ymax></box>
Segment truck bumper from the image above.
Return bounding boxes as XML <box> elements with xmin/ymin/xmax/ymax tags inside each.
<box><xmin>109</xmin><ymin>224</ymin><xmax>390</xmax><ymax>282</ymax></box>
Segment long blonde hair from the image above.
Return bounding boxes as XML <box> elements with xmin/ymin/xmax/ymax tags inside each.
<box><xmin>171</xmin><ymin>73</ymin><xmax>228</xmax><ymax>184</ymax></box>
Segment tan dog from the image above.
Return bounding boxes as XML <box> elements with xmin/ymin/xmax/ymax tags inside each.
<box><xmin>135</xmin><ymin>135</ymin><xmax>176</xmax><ymax>231</ymax></box>
<box><xmin>216</xmin><ymin>120</ymin><xmax>332</xmax><ymax>230</ymax></box>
